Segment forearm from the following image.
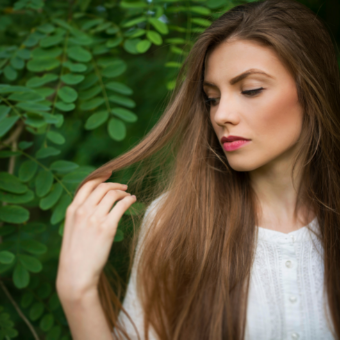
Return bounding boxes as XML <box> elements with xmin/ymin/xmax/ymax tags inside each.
<box><xmin>59</xmin><ymin>289</ymin><xmax>113</xmax><ymax>340</ymax></box>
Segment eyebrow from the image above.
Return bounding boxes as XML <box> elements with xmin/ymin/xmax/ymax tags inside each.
<box><xmin>203</xmin><ymin>68</ymin><xmax>274</xmax><ymax>88</ymax></box>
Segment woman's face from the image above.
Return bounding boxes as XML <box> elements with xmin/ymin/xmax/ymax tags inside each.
<box><xmin>203</xmin><ymin>39</ymin><xmax>304</xmax><ymax>172</ymax></box>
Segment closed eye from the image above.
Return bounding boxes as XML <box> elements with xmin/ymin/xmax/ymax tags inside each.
<box><xmin>204</xmin><ymin>88</ymin><xmax>264</xmax><ymax>107</ymax></box>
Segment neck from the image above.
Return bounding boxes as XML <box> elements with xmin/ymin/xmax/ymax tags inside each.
<box><xmin>249</xmin><ymin>153</ymin><xmax>314</xmax><ymax>230</ymax></box>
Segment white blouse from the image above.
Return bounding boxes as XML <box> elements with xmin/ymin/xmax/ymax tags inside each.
<box><xmin>114</xmin><ymin>196</ymin><xmax>336</xmax><ymax>340</ymax></box>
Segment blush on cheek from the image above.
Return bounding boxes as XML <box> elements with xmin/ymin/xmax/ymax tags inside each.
<box><xmin>256</xmin><ymin>88</ymin><xmax>303</xmax><ymax>146</ymax></box>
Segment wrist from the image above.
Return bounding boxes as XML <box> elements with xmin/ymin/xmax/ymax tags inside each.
<box><xmin>57</xmin><ymin>284</ymin><xmax>99</xmax><ymax>305</ymax></box>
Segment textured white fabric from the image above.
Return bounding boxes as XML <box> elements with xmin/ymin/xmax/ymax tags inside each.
<box><xmin>114</xmin><ymin>197</ymin><xmax>336</xmax><ymax>340</ymax></box>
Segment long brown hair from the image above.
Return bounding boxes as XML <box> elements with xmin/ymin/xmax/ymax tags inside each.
<box><xmin>77</xmin><ymin>0</ymin><xmax>340</xmax><ymax>338</ymax></box>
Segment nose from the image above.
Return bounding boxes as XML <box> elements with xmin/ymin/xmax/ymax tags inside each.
<box><xmin>211</xmin><ymin>94</ymin><xmax>241</xmax><ymax>127</ymax></box>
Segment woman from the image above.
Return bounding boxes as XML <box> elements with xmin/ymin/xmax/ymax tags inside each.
<box><xmin>56</xmin><ymin>0</ymin><xmax>340</xmax><ymax>339</ymax></box>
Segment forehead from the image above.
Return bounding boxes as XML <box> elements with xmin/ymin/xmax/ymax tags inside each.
<box><xmin>204</xmin><ymin>39</ymin><xmax>286</xmax><ymax>80</ymax></box>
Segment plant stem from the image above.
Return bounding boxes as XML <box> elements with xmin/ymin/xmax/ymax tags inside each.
<box><xmin>0</xmin><ymin>280</ymin><xmax>41</xmax><ymax>340</ymax></box>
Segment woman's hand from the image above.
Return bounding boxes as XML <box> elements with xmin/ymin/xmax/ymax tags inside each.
<box><xmin>56</xmin><ymin>171</ymin><xmax>136</xmax><ymax>301</ymax></box>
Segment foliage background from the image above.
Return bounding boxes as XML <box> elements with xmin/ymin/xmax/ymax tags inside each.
<box><xmin>0</xmin><ymin>0</ymin><xmax>338</xmax><ymax>339</ymax></box>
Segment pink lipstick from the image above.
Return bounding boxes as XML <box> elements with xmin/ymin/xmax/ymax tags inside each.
<box><xmin>221</xmin><ymin>135</ymin><xmax>251</xmax><ymax>152</ymax></box>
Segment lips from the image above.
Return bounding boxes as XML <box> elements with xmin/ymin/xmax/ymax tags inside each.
<box><xmin>221</xmin><ymin>135</ymin><xmax>250</xmax><ymax>143</ymax></box>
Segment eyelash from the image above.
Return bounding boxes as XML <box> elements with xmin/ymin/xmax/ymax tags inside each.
<box><xmin>204</xmin><ymin>87</ymin><xmax>264</xmax><ymax>106</ymax></box>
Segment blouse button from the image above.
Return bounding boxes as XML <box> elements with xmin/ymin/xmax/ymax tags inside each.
<box><xmin>289</xmin><ymin>295</ymin><xmax>297</xmax><ymax>303</ymax></box>
<box><xmin>291</xmin><ymin>332</ymin><xmax>300</xmax><ymax>339</ymax></box>
<box><xmin>285</xmin><ymin>260</ymin><xmax>292</xmax><ymax>268</ymax></box>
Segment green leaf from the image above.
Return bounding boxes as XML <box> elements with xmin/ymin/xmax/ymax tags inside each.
<box><xmin>81</xmin><ymin>18</ymin><xmax>104</xmax><ymax>30</ymax></box>
<box><xmin>36</xmin><ymin>146</ymin><xmax>60</xmax><ymax>159</ymax></box>
<box><xmin>46</xmin><ymin>325</ymin><xmax>62</xmax><ymax>340</ymax></box>
<box><xmin>120</xmin><ymin>1</ymin><xmax>147</xmax><ymax>8</ymax></box>
<box><xmin>78</xmin><ymin>85</ymin><xmax>101</xmax><ymax>100</ymax></box>
<box><xmin>37</xmin><ymin>282</ymin><xmax>52</xmax><ymax>299</ymax></box>
<box><xmin>63</xmin><ymin>61</ymin><xmax>87</xmax><ymax>73</ymax></box>
<box><xmin>165</xmin><ymin>61</ymin><xmax>182</xmax><ymax>68</ymax></box>
<box><xmin>40</xmin><ymin>35</ymin><xmax>63</xmax><ymax>48</ymax></box>
<box><xmin>47</xmin><ymin>131</ymin><xmax>65</xmax><ymax>145</ymax></box>
<box><xmin>0</xmin><ymin>205</ymin><xmax>30</xmax><ymax>223</ymax></box>
<box><xmin>0</xmin><ymin>85</ymin><xmax>33</xmax><ymax>94</ymax></box>
<box><xmin>35</xmin><ymin>87</ymin><xmax>55</xmax><ymax>98</ymax></box>
<box><xmin>0</xmin><ymin>105</ymin><xmax>11</xmax><ymax>120</ymax></box>
<box><xmin>146</xmin><ymin>30</ymin><xmax>163</xmax><ymax>45</ymax></box>
<box><xmin>35</xmin><ymin>169</ymin><xmax>54</xmax><ymax>197</ymax></box>
<box><xmin>67</xmin><ymin>46</ymin><xmax>92</xmax><ymax>62</ymax></box>
<box><xmin>8</xmin><ymin>91</ymin><xmax>44</xmax><ymax>102</ymax></box>
<box><xmin>189</xmin><ymin>6</ymin><xmax>211</xmax><ymax>14</ymax></box>
<box><xmin>18</xmin><ymin>254</ymin><xmax>43</xmax><ymax>273</ymax></box>
<box><xmin>13</xmin><ymin>263</ymin><xmax>30</xmax><ymax>289</ymax></box>
<box><xmin>78</xmin><ymin>73</ymin><xmax>97</xmax><ymax>90</ymax></box>
<box><xmin>19</xmin><ymin>160</ymin><xmax>38</xmax><ymax>182</ymax></box>
<box><xmin>39</xmin><ymin>183</ymin><xmax>63</xmax><ymax>210</ymax></box>
<box><xmin>29</xmin><ymin>302</ymin><xmax>44</xmax><ymax>321</ymax></box>
<box><xmin>191</xmin><ymin>18</ymin><xmax>212</xmax><ymax>27</ymax></box>
<box><xmin>85</xmin><ymin>111</ymin><xmax>109</xmax><ymax>130</ymax></box>
<box><xmin>10</xmin><ymin>56</ymin><xmax>25</xmax><ymax>70</ymax></box>
<box><xmin>27</xmin><ymin>58</ymin><xmax>60</xmax><ymax>72</ymax></box>
<box><xmin>62</xmin><ymin>168</ymin><xmax>92</xmax><ymax>184</ymax></box>
<box><xmin>18</xmin><ymin>141</ymin><xmax>33</xmax><ymax>150</ymax></box>
<box><xmin>123</xmin><ymin>39</ymin><xmax>140</xmax><ymax>54</ymax></box>
<box><xmin>50</xmin><ymin>160</ymin><xmax>79</xmax><ymax>173</ymax></box>
<box><xmin>54</xmin><ymin>101</ymin><xmax>75</xmax><ymax>112</ymax></box>
<box><xmin>58</xmin><ymin>86</ymin><xmax>78</xmax><ymax>103</ymax></box>
<box><xmin>51</xmin><ymin>194</ymin><xmax>72</xmax><ymax>225</ymax></box>
<box><xmin>48</xmin><ymin>293</ymin><xmax>60</xmax><ymax>311</ymax></box>
<box><xmin>40</xmin><ymin>314</ymin><xmax>54</xmax><ymax>332</ymax></box>
<box><xmin>108</xmin><ymin>117</ymin><xmax>126</xmax><ymax>141</ymax></box>
<box><xmin>136</xmin><ymin>39</ymin><xmax>151</xmax><ymax>53</ymax></box>
<box><xmin>17</xmin><ymin>49</ymin><xmax>31</xmax><ymax>60</ymax></box>
<box><xmin>106</xmin><ymin>37</ymin><xmax>123</xmax><ymax>48</ymax></box>
<box><xmin>108</xmin><ymin>94</ymin><xmax>135</xmax><ymax>108</ymax></box>
<box><xmin>60</xmin><ymin>74</ymin><xmax>85</xmax><ymax>85</ymax></box>
<box><xmin>20</xmin><ymin>240</ymin><xmax>47</xmax><ymax>255</ymax></box>
<box><xmin>102</xmin><ymin>60</ymin><xmax>127</xmax><ymax>78</ymax></box>
<box><xmin>31</xmin><ymin>47</ymin><xmax>62</xmax><ymax>59</ymax></box>
<box><xmin>0</xmin><ymin>251</ymin><xmax>15</xmax><ymax>264</ymax></box>
<box><xmin>16</xmin><ymin>101</ymin><xmax>51</xmax><ymax>111</ymax></box>
<box><xmin>4</xmin><ymin>65</ymin><xmax>17</xmax><ymax>81</ymax></box>
<box><xmin>111</xmin><ymin>107</ymin><xmax>137</xmax><ymax>123</ymax></box>
<box><xmin>0</xmin><ymin>172</ymin><xmax>27</xmax><ymax>194</ymax></box>
<box><xmin>26</xmin><ymin>73</ymin><xmax>58</xmax><ymax>88</ymax></box>
<box><xmin>21</xmin><ymin>292</ymin><xmax>34</xmax><ymax>308</ymax></box>
<box><xmin>122</xmin><ymin>16</ymin><xmax>147</xmax><ymax>28</ymax></box>
<box><xmin>21</xmin><ymin>222</ymin><xmax>46</xmax><ymax>234</ymax></box>
<box><xmin>124</xmin><ymin>28</ymin><xmax>146</xmax><ymax>38</ymax></box>
<box><xmin>0</xmin><ymin>116</ymin><xmax>19</xmax><ymax>137</ymax></box>
<box><xmin>149</xmin><ymin>18</ymin><xmax>169</xmax><ymax>34</ymax></box>
<box><xmin>114</xmin><ymin>229</ymin><xmax>124</xmax><ymax>242</ymax></box>
<box><xmin>105</xmin><ymin>82</ymin><xmax>133</xmax><ymax>95</ymax></box>
<box><xmin>79</xmin><ymin>97</ymin><xmax>105</xmax><ymax>111</ymax></box>
<box><xmin>165</xmin><ymin>38</ymin><xmax>186</xmax><ymax>44</ymax></box>
<box><xmin>37</xmin><ymin>23</ymin><xmax>55</xmax><ymax>34</ymax></box>
<box><xmin>24</xmin><ymin>113</ymin><xmax>47</xmax><ymax>129</ymax></box>
<box><xmin>0</xmin><ymin>189</ymin><xmax>34</xmax><ymax>204</ymax></box>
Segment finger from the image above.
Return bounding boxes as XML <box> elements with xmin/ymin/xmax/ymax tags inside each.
<box><xmin>105</xmin><ymin>195</ymin><xmax>137</xmax><ymax>230</ymax></box>
<box><xmin>92</xmin><ymin>190</ymin><xmax>131</xmax><ymax>217</ymax></box>
<box><xmin>81</xmin><ymin>183</ymin><xmax>128</xmax><ymax>210</ymax></box>
<box><xmin>71</xmin><ymin>172</ymin><xmax>112</xmax><ymax>207</ymax></box>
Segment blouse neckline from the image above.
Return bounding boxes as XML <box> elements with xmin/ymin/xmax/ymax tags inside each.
<box><xmin>256</xmin><ymin>217</ymin><xmax>320</xmax><ymax>243</ymax></box>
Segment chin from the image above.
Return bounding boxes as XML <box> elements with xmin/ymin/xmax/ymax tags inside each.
<box><xmin>226</xmin><ymin>156</ymin><xmax>263</xmax><ymax>172</ymax></box>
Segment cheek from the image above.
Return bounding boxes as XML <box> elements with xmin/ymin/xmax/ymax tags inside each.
<box><xmin>252</xmin><ymin>89</ymin><xmax>303</xmax><ymax>149</ymax></box>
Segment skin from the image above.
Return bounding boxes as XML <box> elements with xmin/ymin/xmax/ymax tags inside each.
<box><xmin>203</xmin><ymin>38</ymin><xmax>315</xmax><ymax>233</ymax></box>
